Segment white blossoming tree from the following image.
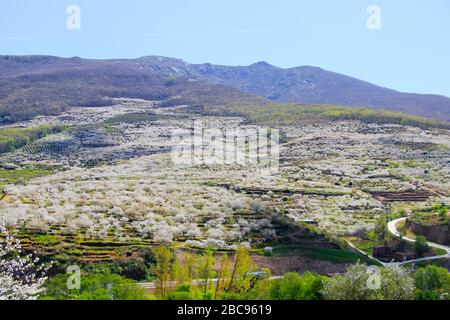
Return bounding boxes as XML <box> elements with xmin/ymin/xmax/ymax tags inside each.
<box><xmin>0</xmin><ymin>232</ymin><xmax>49</xmax><ymax>300</ymax></box>
<box><xmin>321</xmin><ymin>262</ymin><xmax>414</xmax><ymax>300</ymax></box>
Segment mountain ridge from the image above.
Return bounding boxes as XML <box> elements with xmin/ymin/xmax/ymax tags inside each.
<box><xmin>0</xmin><ymin>55</ymin><xmax>449</xmax><ymax>122</ymax></box>
<box><xmin>185</xmin><ymin>60</ymin><xmax>450</xmax><ymax>120</ymax></box>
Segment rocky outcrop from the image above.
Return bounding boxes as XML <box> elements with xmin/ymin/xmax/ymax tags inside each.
<box><xmin>372</xmin><ymin>245</ymin><xmax>416</xmax><ymax>262</ymax></box>
<box><xmin>406</xmin><ymin>219</ymin><xmax>450</xmax><ymax>245</ymax></box>
<box><xmin>372</xmin><ymin>245</ymin><xmax>392</xmax><ymax>258</ymax></box>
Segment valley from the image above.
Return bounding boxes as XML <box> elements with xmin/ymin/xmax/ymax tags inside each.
<box><xmin>2</xmin><ymin>0</ymin><xmax>450</xmax><ymax>304</ymax></box>
<box><xmin>1</xmin><ymin>99</ymin><xmax>448</xmax><ymax>275</ymax></box>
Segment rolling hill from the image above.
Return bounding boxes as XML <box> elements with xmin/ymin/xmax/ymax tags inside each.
<box><xmin>0</xmin><ymin>55</ymin><xmax>266</xmax><ymax>123</ymax></box>
<box><xmin>0</xmin><ymin>55</ymin><xmax>449</xmax><ymax>123</ymax></box>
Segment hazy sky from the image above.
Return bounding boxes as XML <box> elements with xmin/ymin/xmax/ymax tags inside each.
<box><xmin>0</xmin><ymin>0</ymin><xmax>449</xmax><ymax>97</ymax></box>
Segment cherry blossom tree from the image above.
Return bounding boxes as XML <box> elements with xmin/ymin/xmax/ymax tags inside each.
<box><xmin>0</xmin><ymin>230</ymin><xmax>49</xmax><ymax>300</ymax></box>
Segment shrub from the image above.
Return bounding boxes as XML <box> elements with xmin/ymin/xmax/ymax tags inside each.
<box><xmin>166</xmin><ymin>284</ymin><xmax>195</xmax><ymax>300</ymax></box>
<box><xmin>40</xmin><ymin>272</ymin><xmax>150</xmax><ymax>300</ymax></box>
<box><xmin>269</xmin><ymin>272</ymin><xmax>325</xmax><ymax>300</ymax></box>
<box><xmin>414</xmin><ymin>265</ymin><xmax>450</xmax><ymax>300</ymax></box>
<box><xmin>414</xmin><ymin>236</ymin><xmax>428</xmax><ymax>257</ymax></box>
<box><xmin>321</xmin><ymin>263</ymin><xmax>414</xmax><ymax>300</ymax></box>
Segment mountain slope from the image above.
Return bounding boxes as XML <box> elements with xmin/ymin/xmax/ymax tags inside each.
<box><xmin>0</xmin><ymin>55</ymin><xmax>266</xmax><ymax>122</ymax></box>
<box><xmin>187</xmin><ymin>61</ymin><xmax>450</xmax><ymax>121</ymax></box>
<box><xmin>0</xmin><ymin>55</ymin><xmax>449</xmax><ymax>122</ymax></box>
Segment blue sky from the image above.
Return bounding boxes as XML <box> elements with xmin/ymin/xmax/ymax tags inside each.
<box><xmin>0</xmin><ymin>0</ymin><xmax>449</xmax><ymax>96</ymax></box>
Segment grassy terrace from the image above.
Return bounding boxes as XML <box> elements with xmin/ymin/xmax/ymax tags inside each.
<box><xmin>13</xmin><ymin>227</ymin><xmax>367</xmax><ymax>268</ymax></box>
<box><xmin>410</xmin><ymin>203</ymin><xmax>450</xmax><ymax>226</ymax></box>
<box><xmin>257</xmin><ymin>244</ymin><xmax>368</xmax><ymax>264</ymax></box>
<box><xmin>13</xmin><ymin>228</ymin><xmax>156</xmax><ymax>264</ymax></box>
<box><xmin>0</xmin><ymin>124</ymin><xmax>66</xmax><ymax>154</ymax></box>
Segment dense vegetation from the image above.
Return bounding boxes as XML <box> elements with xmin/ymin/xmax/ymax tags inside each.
<box><xmin>41</xmin><ymin>272</ymin><xmax>150</xmax><ymax>300</ymax></box>
<box><xmin>411</xmin><ymin>203</ymin><xmax>450</xmax><ymax>226</ymax></box>
<box><xmin>351</xmin><ymin>212</ymin><xmax>446</xmax><ymax>261</ymax></box>
<box><xmin>38</xmin><ymin>246</ymin><xmax>450</xmax><ymax>300</ymax></box>
<box><xmin>2</xmin><ymin>55</ymin><xmax>450</xmax><ymax>123</ymax></box>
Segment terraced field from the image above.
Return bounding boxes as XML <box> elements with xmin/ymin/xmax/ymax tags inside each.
<box><xmin>1</xmin><ymin>99</ymin><xmax>449</xmax><ymax>269</ymax></box>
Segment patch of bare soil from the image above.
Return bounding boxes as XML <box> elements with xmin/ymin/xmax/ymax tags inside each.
<box><xmin>371</xmin><ymin>190</ymin><xmax>437</xmax><ymax>202</ymax></box>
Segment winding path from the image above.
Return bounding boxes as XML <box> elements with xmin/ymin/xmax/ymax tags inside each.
<box><xmin>345</xmin><ymin>240</ymin><xmax>387</xmax><ymax>266</ymax></box>
<box><xmin>387</xmin><ymin>217</ymin><xmax>450</xmax><ymax>265</ymax></box>
<box><xmin>139</xmin><ymin>276</ymin><xmax>283</xmax><ymax>290</ymax></box>
<box><xmin>141</xmin><ymin>219</ymin><xmax>450</xmax><ymax>289</ymax></box>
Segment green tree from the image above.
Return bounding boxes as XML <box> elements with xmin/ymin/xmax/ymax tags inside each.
<box><xmin>40</xmin><ymin>273</ymin><xmax>150</xmax><ymax>300</ymax></box>
<box><xmin>379</xmin><ymin>265</ymin><xmax>415</xmax><ymax>300</ymax></box>
<box><xmin>321</xmin><ymin>263</ymin><xmax>374</xmax><ymax>300</ymax></box>
<box><xmin>150</xmin><ymin>246</ymin><xmax>175</xmax><ymax>297</ymax></box>
<box><xmin>214</xmin><ymin>253</ymin><xmax>231</xmax><ymax>299</ymax></box>
<box><xmin>321</xmin><ymin>263</ymin><xmax>414</xmax><ymax>300</ymax></box>
<box><xmin>197</xmin><ymin>249</ymin><xmax>215</xmax><ymax>295</ymax></box>
<box><xmin>174</xmin><ymin>251</ymin><xmax>197</xmax><ymax>285</ymax></box>
<box><xmin>166</xmin><ymin>283</ymin><xmax>196</xmax><ymax>300</ymax></box>
<box><xmin>227</xmin><ymin>246</ymin><xmax>256</xmax><ymax>294</ymax></box>
<box><xmin>40</xmin><ymin>274</ymin><xmax>74</xmax><ymax>300</ymax></box>
<box><xmin>375</xmin><ymin>217</ymin><xmax>388</xmax><ymax>242</ymax></box>
<box><xmin>414</xmin><ymin>265</ymin><xmax>450</xmax><ymax>300</ymax></box>
<box><xmin>439</xmin><ymin>206</ymin><xmax>449</xmax><ymax>220</ymax></box>
<box><xmin>269</xmin><ymin>272</ymin><xmax>325</xmax><ymax>300</ymax></box>
<box><xmin>431</xmin><ymin>203</ymin><xmax>443</xmax><ymax>212</ymax></box>
<box><xmin>414</xmin><ymin>236</ymin><xmax>428</xmax><ymax>257</ymax></box>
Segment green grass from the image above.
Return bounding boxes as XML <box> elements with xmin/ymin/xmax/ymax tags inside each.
<box><xmin>0</xmin><ymin>167</ymin><xmax>55</xmax><ymax>188</ymax></box>
<box><xmin>263</xmin><ymin>244</ymin><xmax>366</xmax><ymax>263</ymax></box>
<box><xmin>209</xmin><ymin>103</ymin><xmax>450</xmax><ymax>129</ymax></box>
<box><xmin>298</xmin><ymin>247</ymin><xmax>364</xmax><ymax>263</ymax></box>
<box><xmin>410</xmin><ymin>203</ymin><xmax>449</xmax><ymax>226</ymax></box>
<box><xmin>0</xmin><ymin>125</ymin><xmax>66</xmax><ymax>154</ymax></box>
<box><xmin>31</xmin><ymin>234</ymin><xmax>61</xmax><ymax>245</ymax></box>
<box><xmin>356</xmin><ymin>240</ymin><xmax>379</xmax><ymax>255</ymax></box>
<box><xmin>431</xmin><ymin>248</ymin><xmax>448</xmax><ymax>256</ymax></box>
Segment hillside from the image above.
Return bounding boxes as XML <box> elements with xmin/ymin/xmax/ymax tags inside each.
<box><xmin>189</xmin><ymin>61</ymin><xmax>450</xmax><ymax>121</ymax></box>
<box><xmin>0</xmin><ymin>55</ymin><xmax>266</xmax><ymax>123</ymax></box>
<box><xmin>186</xmin><ymin>103</ymin><xmax>450</xmax><ymax>129</ymax></box>
<box><xmin>0</xmin><ymin>55</ymin><xmax>449</xmax><ymax>123</ymax></box>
